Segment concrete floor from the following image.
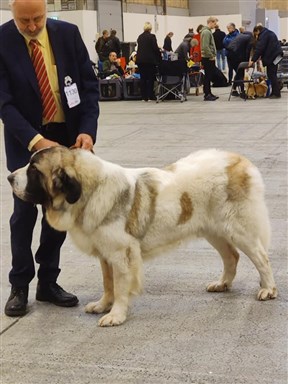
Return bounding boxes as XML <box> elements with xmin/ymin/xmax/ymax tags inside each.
<box><xmin>0</xmin><ymin>87</ymin><xmax>287</xmax><ymax>384</ymax></box>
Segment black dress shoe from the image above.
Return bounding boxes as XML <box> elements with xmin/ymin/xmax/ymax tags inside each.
<box><xmin>231</xmin><ymin>90</ymin><xmax>240</xmax><ymax>97</ymax></box>
<box><xmin>204</xmin><ymin>94</ymin><xmax>217</xmax><ymax>101</ymax></box>
<box><xmin>210</xmin><ymin>94</ymin><xmax>219</xmax><ymax>99</ymax></box>
<box><xmin>36</xmin><ymin>282</ymin><xmax>79</xmax><ymax>307</ymax></box>
<box><xmin>5</xmin><ymin>286</ymin><xmax>28</xmax><ymax>317</ymax></box>
<box><xmin>269</xmin><ymin>94</ymin><xmax>281</xmax><ymax>99</ymax></box>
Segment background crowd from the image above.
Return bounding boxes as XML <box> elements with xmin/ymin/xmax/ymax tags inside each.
<box><xmin>95</xmin><ymin>20</ymin><xmax>285</xmax><ymax>102</ymax></box>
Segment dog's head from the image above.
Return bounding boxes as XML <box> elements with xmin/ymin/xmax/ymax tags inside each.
<box><xmin>8</xmin><ymin>146</ymin><xmax>82</xmax><ymax>208</ymax></box>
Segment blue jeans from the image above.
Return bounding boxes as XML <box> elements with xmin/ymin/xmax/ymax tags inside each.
<box><xmin>216</xmin><ymin>49</ymin><xmax>226</xmax><ymax>71</ymax></box>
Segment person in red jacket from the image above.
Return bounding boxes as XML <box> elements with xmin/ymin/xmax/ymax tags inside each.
<box><xmin>190</xmin><ymin>24</ymin><xmax>203</xmax><ymax>63</ymax></box>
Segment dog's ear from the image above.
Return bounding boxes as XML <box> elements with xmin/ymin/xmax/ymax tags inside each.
<box><xmin>53</xmin><ymin>169</ymin><xmax>82</xmax><ymax>204</ymax></box>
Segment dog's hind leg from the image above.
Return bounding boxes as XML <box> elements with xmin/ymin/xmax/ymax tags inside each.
<box><xmin>230</xmin><ymin>233</ymin><xmax>277</xmax><ymax>300</ymax></box>
<box><xmin>205</xmin><ymin>234</ymin><xmax>240</xmax><ymax>293</ymax></box>
<box><xmin>85</xmin><ymin>259</ymin><xmax>114</xmax><ymax>314</ymax></box>
<box><xmin>98</xmin><ymin>245</ymin><xmax>143</xmax><ymax>327</ymax></box>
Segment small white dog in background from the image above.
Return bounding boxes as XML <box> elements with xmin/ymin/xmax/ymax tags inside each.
<box><xmin>8</xmin><ymin>147</ymin><xmax>277</xmax><ymax>326</ymax></box>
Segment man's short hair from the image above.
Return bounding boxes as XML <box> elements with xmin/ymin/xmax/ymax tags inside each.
<box><xmin>253</xmin><ymin>25</ymin><xmax>264</xmax><ymax>33</ymax></box>
<box><xmin>207</xmin><ymin>16</ymin><xmax>218</xmax><ymax>24</ymax></box>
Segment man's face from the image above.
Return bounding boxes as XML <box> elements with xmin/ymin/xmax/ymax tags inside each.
<box><xmin>109</xmin><ymin>52</ymin><xmax>117</xmax><ymax>62</ymax></box>
<box><xmin>12</xmin><ymin>0</ymin><xmax>46</xmax><ymax>38</ymax></box>
<box><xmin>227</xmin><ymin>25</ymin><xmax>235</xmax><ymax>33</ymax></box>
<box><xmin>209</xmin><ymin>20</ymin><xmax>218</xmax><ymax>30</ymax></box>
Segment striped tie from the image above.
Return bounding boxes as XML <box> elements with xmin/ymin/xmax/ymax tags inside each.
<box><xmin>29</xmin><ymin>39</ymin><xmax>57</xmax><ymax>122</ymax></box>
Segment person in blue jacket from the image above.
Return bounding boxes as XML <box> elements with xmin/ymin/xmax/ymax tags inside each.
<box><xmin>223</xmin><ymin>23</ymin><xmax>239</xmax><ymax>84</ymax></box>
<box><xmin>0</xmin><ymin>0</ymin><xmax>99</xmax><ymax>317</ymax></box>
<box><xmin>249</xmin><ymin>25</ymin><xmax>283</xmax><ymax>99</ymax></box>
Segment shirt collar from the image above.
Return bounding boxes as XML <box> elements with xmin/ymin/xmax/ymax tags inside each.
<box><xmin>22</xmin><ymin>26</ymin><xmax>47</xmax><ymax>48</ymax></box>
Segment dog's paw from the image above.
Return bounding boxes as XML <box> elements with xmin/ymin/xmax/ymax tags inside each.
<box><xmin>98</xmin><ymin>312</ymin><xmax>127</xmax><ymax>327</ymax></box>
<box><xmin>85</xmin><ymin>300</ymin><xmax>112</xmax><ymax>314</ymax></box>
<box><xmin>257</xmin><ymin>287</ymin><xmax>278</xmax><ymax>301</ymax></box>
<box><xmin>206</xmin><ymin>281</ymin><xmax>228</xmax><ymax>292</ymax></box>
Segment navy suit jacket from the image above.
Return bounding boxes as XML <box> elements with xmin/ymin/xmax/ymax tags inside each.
<box><xmin>0</xmin><ymin>18</ymin><xmax>99</xmax><ymax>171</ymax></box>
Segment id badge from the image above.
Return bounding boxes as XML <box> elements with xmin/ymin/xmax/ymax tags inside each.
<box><xmin>64</xmin><ymin>83</ymin><xmax>81</xmax><ymax>108</ymax></box>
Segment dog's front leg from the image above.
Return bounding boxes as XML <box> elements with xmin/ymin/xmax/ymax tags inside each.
<box><xmin>85</xmin><ymin>259</ymin><xmax>114</xmax><ymax>314</ymax></box>
<box><xmin>98</xmin><ymin>246</ymin><xmax>142</xmax><ymax>327</ymax></box>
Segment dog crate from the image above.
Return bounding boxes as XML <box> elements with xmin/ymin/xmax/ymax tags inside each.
<box><xmin>99</xmin><ymin>79</ymin><xmax>123</xmax><ymax>101</ymax></box>
<box><xmin>123</xmin><ymin>78</ymin><xmax>142</xmax><ymax>100</ymax></box>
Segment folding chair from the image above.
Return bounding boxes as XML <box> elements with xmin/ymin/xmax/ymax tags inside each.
<box><xmin>228</xmin><ymin>62</ymin><xmax>255</xmax><ymax>101</ymax></box>
<box><xmin>156</xmin><ymin>60</ymin><xmax>188</xmax><ymax>103</ymax></box>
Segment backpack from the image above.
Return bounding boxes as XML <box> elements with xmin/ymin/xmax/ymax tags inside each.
<box><xmin>211</xmin><ymin>67</ymin><xmax>229</xmax><ymax>87</ymax></box>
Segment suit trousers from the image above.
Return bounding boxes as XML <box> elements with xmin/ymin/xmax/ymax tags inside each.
<box><xmin>9</xmin><ymin>123</ymin><xmax>69</xmax><ymax>287</ymax></box>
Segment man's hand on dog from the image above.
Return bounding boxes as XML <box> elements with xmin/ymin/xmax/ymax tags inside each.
<box><xmin>72</xmin><ymin>133</ymin><xmax>94</xmax><ymax>151</ymax></box>
<box><xmin>32</xmin><ymin>134</ymin><xmax>94</xmax><ymax>152</ymax></box>
<box><xmin>32</xmin><ymin>138</ymin><xmax>59</xmax><ymax>151</ymax></box>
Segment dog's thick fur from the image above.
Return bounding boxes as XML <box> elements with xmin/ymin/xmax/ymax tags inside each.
<box><xmin>8</xmin><ymin>147</ymin><xmax>277</xmax><ymax>326</ymax></box>
<box><xmin>245</xmin><ymin>74</ymin><xmax>268</xmax><ymax>99</ymax></box>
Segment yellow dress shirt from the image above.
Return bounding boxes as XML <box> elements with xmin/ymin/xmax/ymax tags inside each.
<box><xmin>24</xmin><ymin>27</ymin><xmax>65</xmax><ymax>150</ymax></box>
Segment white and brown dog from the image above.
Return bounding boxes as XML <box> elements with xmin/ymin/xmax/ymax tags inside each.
<box><xmin>8</xmin><ymin>147</ymin><xmax>277</xmax><ymax>326</ymax></box>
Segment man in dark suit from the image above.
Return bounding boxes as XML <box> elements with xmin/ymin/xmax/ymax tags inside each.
<box><xmin>0</xmin><ymin>0</ymin><xmax>99</xmax><ymax>317</ymax></box>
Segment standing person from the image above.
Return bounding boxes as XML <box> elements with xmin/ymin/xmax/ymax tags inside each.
<box><xmin>249</xmin><ymin>25</ymin><xmax>283</xmax><ymax>99</ymax></box>
<box><xmin>228</xmin><ymin>31</ymin><xmax>254</xmax><ymax>98</ymax></box>
<box><xmin>107</xmin><ymin>29</ymin><xmax>121</xmax><ymax>57</ymax></box>
<box><xmin>191</xmin><ymin>24</ymin><xmax>203</xmax><ymax>63</ymax></box>
<box><xmin>95</xmin><ymin>29</ymin><xmax>110</xmax><ymax>62</ymax></box>
<box><xmin>136</xmin><ymin>22</ymin><xmax>161</xmax><ymax>101</ymax></box>
<box><xmin>213</xmin><ymin>25</ymin><xmax>226</xmax><ymax>71</ymax></box>
<box><xmin>163</xmin><ymin>32</ymin><xmax>173</xmax><ymax>52</ymax></box>
<box><xmin>200</xmin><ymin>16</ymin><xmax>219</xmax><ymax>101</ymax></box>
<box><xmin>0</xmin><ymin>0</ymin><xmax>99</xmax><ymax>317</ymax></box>
<box><xmin>223</xmin><ymin>23</ymin><xmax>239</xmax><ymax>84</ymax></box>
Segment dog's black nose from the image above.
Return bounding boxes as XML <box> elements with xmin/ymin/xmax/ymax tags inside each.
<box><xmin>7</xmin><ymin>174</ymin><xmax>14</xmax><ymax>185</ymax></box>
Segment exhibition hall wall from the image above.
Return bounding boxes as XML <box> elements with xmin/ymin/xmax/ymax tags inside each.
<box><xmin>0</xmin><ymin>9</ymin><xmax>287</xmax><ymax>64</ymax></box>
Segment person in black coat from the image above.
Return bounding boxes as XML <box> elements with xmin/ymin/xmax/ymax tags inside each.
<box><xmin>249</xmin><ymin>25</ymin><xmax>283</xmax><ymax>98</ymax></box>
<box><xmin>95</xmin><ymin>29</ymin><xmax>110</xmax><ymax>62</ymax></box>
<box><xmin>136</xmin><ymin>22</ymin><xmax>161</xmax><ymax>101</ymax></box>
<box><xmin>107</xmin><ymin>29</ymin><xmax>121</xmax><ymax>57</ymax></box>
<box><xmin>213</xmin><ymin>25</ymin><xmax>226</xmax><ymax>71</ymax></box>
<box><xmin>227</xmin><ymin>31</ymin><xmax>254</xmax><ymax>97</ymax></box>
<box><xmin>163</xmin><ymin>32</ymin><xmax>173</xmax><ymax>52</ymax></box>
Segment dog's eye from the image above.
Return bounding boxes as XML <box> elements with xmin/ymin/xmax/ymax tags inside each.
<box><xmin>28</xmin><ymin>164</ymin><xmax>41</xmax><ymax>175</ymax></box>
